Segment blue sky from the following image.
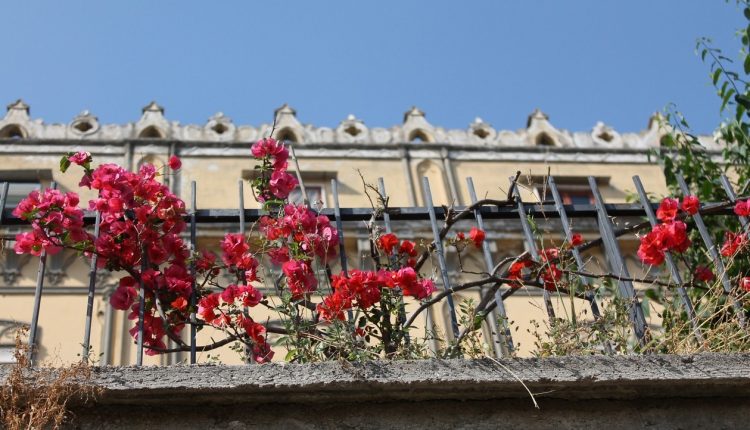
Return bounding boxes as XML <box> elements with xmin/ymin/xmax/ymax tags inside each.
<box><xmin>0</xmin><ymin>1</ymin><xmax>743</xmax><ymax>134</ymax></box>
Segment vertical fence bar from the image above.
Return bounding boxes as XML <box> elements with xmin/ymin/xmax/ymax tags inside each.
<box><xmin>421</xmin><ymin>177</ymin><xmax>460</xmax><ymax>339</ymax></box>
<box><xmin>588</xmin><ymin>177</ymin><xmax>648</xmax><ymax>343</ymax></box>
<box><xmin>238</xmin><ymin>180</ymin><xmax>254</xmax><ymax>364</ymax></box>
<box><xmin>377</xmin><ymin>178</ymin><xmax>410</xmax><ymax>345</ymax></box>
<box><xmin>547</xmin><ymin>177</ymin><xmax>603</xmax><ymax>320</ymax></box>
<box><xmin>466</xmin><ymin>177</ymin><xmax>512</xmax><ymax>357</ymax></box>
<box><xmin>331</xmin><ymin>179</ymin><xmax>354</xmax><ymax>323</ymax></box>
<box><xmin>511</xmin><ymin>180</ymin><xmax>556</xmax><ymax>323</ymax></box>
<box><xmin>28</xmin><ymin>181</ymin><xmax>56</xmax><ymax>365</ymax></box>
<box><xmin>189</xmin><ymin>181</ymin><xmax>197</xmax><ymax>364</ymax></box>
<box><xmin>632</xmin><ymin>176</ymin><xmax>703</xmax><ymax>343</ymax></box>
<box><xmin>720</xmin><ymin>175</ymin><xmax>749</xmax><ymax>230</ymax></box>
<box><xmin>676</xmin><ymin>174</ymin><xmax>746</xmax><ymax>327</ymax></box>
<box><xmin>136</xmin><ymin>246</ymin><xmax>147</xmax><ymax>366</ymax></box>
<box><xmin>288</xmin><ymin>143</ymin><xmax>309</xmax><ymax>208</ymax></box>
<box><xmin>0</xmin><ymin>182</ymin><xmax>9</xmax><ymax>225</ymax></box>
<box><xmin>81</xmin><ymin>210</ymin><xmax>102</xmax><ymax>362</ymax></box>
<box><xmin>548</xmin><ymin>177</ymin><xmax>615</xmax><ymax>354</ymax></box>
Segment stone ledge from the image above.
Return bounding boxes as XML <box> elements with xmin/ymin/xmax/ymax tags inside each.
<box><xmin>60</xmin><ymin>353</ymin><xmax>750</xmax><ymax>405</ymax></box>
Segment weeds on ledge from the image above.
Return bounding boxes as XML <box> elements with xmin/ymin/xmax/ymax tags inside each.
<box><xmin>0</xmin><ymin>327</ymin><xmax>99</xmax><ymax>430</ymax></box>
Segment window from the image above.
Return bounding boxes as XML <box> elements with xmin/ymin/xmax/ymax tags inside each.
<box><xmin>541</xmin><ymin>185</ymin><xmax>593</xmax><ymax>205</ymax></box>
<box><xmin>288</xmin><ymin>184</ymin><xmax>325</xmax><ymax>207</ymax></box>
<box><xmin>6</xmin><ymin>182</ymin><xmax>41</xmax><ymax>207</ymax></box>
<box><xmin>531</xmin><ymin>176</ymin><xmax>609</xmax><ymax>205</ymax></box>
<box><xmin>0</xmin><ymin>170</ymin><xmax>52</xmax><ymax>208</ymax></box>
<box><xmin>242</xmin><ymin>169</ymin><xmax>335</xmax><ymax>209</ymax></box>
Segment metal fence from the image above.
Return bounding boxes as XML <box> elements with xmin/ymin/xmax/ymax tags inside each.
<box><xmin>0</xmin><ymin>170</ymin><xmax>745</xmax><ymax>366</ymax></box>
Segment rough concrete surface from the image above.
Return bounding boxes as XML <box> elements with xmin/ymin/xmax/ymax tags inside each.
<box><xmin>4</xmin><ymin>353</ymin><xmax>747</xmax><ymax>429</ymax></box>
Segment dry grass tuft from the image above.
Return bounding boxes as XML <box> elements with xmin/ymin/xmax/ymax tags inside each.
<box><xmin>0</xmin><ymin>327</ymin><xmax>100</xmax><ymax>430</ymax></box>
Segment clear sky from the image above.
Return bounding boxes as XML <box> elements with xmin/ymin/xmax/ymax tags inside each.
<box><xmin>0</xmin><ymin>1</ymin><xmax>743</xmax><ymax>134</ymax></box>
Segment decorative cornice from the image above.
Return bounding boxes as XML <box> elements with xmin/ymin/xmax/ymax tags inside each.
<box><xmin>0</xmin><ymin>100</ymin><xmax>720</xmax><ymax>150</ymax></box>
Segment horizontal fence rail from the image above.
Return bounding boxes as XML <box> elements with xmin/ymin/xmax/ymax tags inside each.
<box><xmin>0</xmin><ymin>203</ymin><xmax>740</xmax><ymax>226</ymax></box>
<box><xmin>0</xmin><ymin>172</ymin><xmax>748</xmax><ymax>367</ymax></box>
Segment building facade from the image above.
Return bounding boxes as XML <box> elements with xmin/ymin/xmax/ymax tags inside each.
<box><xmin>0</xmin><ymin>99</ymin><xmax>706</xmax><ymax>365</ymax></box>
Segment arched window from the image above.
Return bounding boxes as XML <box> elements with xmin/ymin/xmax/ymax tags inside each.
<box><xmin>0</xmin><ymin>125</ymin><xmax>26</xmax><ymax>139</ymax></box>
<box><xmin>536</xmin><ymin>133</ymin><xmax>554</xmax><ymax>146</ymax></box>
<box><xmin>276</xmin><ymin>128</ymin><xmax>299</xmax><ymax>143</ymax></box>
<box><xmin>138</xmin><ymin>126</ymin><xmax>164</xmax><ymax>139</ymax></box>
<box><xmin>409</xmin><ymin>129</ymin><xmax>430</xmax><ymax>143</ymax></box>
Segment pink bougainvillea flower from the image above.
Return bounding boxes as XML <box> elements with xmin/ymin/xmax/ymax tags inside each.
<box><xmin>282</xmin><ymin>259</ymin><xmax>318</xmax><ymax>298</ymax></box>
<box><xmin>68</xmin><ymin>151</ymin><xmax>91</xmax><ymax>166</ymax></box>
<box><xmin>269</xmin><ymin>170</ymin><xmax>298</xmax><ymax>200</ymax></box>
<box><xmin>740</xmin><ymin>277</ymin><xmax>750</xmax><ymax>292</ymax></box>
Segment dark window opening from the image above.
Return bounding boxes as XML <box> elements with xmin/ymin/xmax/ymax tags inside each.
<box><xmin>409</xmin><ymin>130</ymin><xmax>429</xmax><ymax>143</ymax></box>
<box><xmin>0</xmin><ymin>125</ymin><xmax>25</xmax><ymax>139</ymax></box>
<box><xmin>73</xmin><ymin>121</ymin><xmax>94</xmax><ymax>133</ymax></box>
<box><xmin>212</xmin><ymin>123</ymin><xmax>228</xmax><ymax>135</ymax></box>
<box><xmin>276</xmin><ymin>129</ymin><xmax>298</xmax><ymax>143</ymax></box>
<box><xmin>536</xmin><ymin>133</ymin><xmax>554</xmax><ymax>146</ymax></box>
<box><xmin>139</xmin><ymin>126</ymin><xmax>164</xmax><ymax>139</ymax></box>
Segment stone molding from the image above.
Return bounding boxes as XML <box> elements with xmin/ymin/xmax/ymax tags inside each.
<box><xmin>0</xmin><ymin>100</ymin><xmax>721</xmax><ymax>150</ymax></box>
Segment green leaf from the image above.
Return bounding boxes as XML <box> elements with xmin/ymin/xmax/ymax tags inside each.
<box><xmin>60</xmin><ymin>155</ymin><xmax>71</xmax><ymax>173</ymax></box>
<box><xmin>746</xmin><ymin>55</ymin><xmax>750</xmax><ymax>75</ymax></box>
<box><xmin>735</xmin><ymin>94</ymin><xmax>750</xmax><ymax>111</ymax></box>
<box><xmin>744</xmin><ymin>7</ymin><xmax>750</xmax><ymax>20</ymax></box>
<box><xmin>712</xmin><ymin>68</ymin><xmax>722</xmax><ymax>86</ymax></box>
<box><xmin>721</xmin><ymin>88</ymin><xmax>736</xmax><ymax>112</ymax></box>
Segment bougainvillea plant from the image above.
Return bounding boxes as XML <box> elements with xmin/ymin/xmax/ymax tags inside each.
<box><xmin>12</xmin><ymin>137</ymin><xmax>750</xmax><ymax>362</ymax></box>
<box><xmin>12</xmin><ymin>140</ymin><xmax>496</xmax><ymax>362</ymax></box>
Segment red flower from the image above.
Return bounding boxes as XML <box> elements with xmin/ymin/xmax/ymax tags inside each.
<box><xmin>540</xmin><ymin>247</ymin><xmax>559</xmax><ymax>263</ymax></box>
<box><xmin>399</xmin><ymin>240</ymin><xmax>418</xmax><ymax>257</ymax></box>
<box><xmin>110</xmin><ymin>283</ymin><xmax>138</xmax><ymax>310</ymax></box>
<box><xmin>282</xmin><ymin>259</ymin><xmax>318</xmax><ymax>298</ymax></box>
<box><xmin>508</xmin><ymin>259</ymin><xmax>533</xmax><ymax>282</ymax></box>
<box><xmin>569</xmin><ymin>233</ymin><xmax>584</xmax><ymax>247</ymax></box>
<box><xmin>220</xmin><ymin>233</ymin><xmax>250</xmax><ymax>267</ymax></box>
<box><xmin>170</xmin><ymin>297</ymin><xmax>188</xmax><ymax>312</ymax></box>
<box><xmin>240</xmin><ymin>285</ymin><xmax>263</xmax><ymax>307</ymax></box>
<box><xmin>694</xmin><ymin>266</ymin><xmax>715</xmax><ymax>283</ymax></box>
<box><xmin>637</xmin><ymin>229</ymin><xmax>666</xmax><ymax>266</ymax></box>
<box><xmin>168</xmin><ymin>155</ymin><xmax>182</xmax><ymax>170</ymax></box>
<box><xmin>469</xmin><ymin>227</ymin><xmax>485</xmax><ymax>248</ymax></box>
<box><xmin>656</xmin><ymin>198</ymin><xmax>679</xmax><ymax>222</ymax></box>
<box><xmin>681</xmin><ymin>195</ymin><xmax>700</xmax><ymax>215</ymax></box>
<box><xmin>720</xmin><ymin>232</ymin><xmax>747</xmax><ymax>257</ymax></box>
<box><xmin>540</xmin><ymin>264</ymin><xmax>563</xmax><ymax>291</ymax></box>
<box><xmin>378</xmin><ymin>233</ymin><xmax>399</xmax><ymax>254</ymax></box>
<box><xmin>740</xmin><ymin>277</ymin><xmax>750</xmax><ymax>292</ymax></box>
<box><xmin>734</xmin><ymin>200</ymin><xmax>750</xmax><ymax>217</ymax></box>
